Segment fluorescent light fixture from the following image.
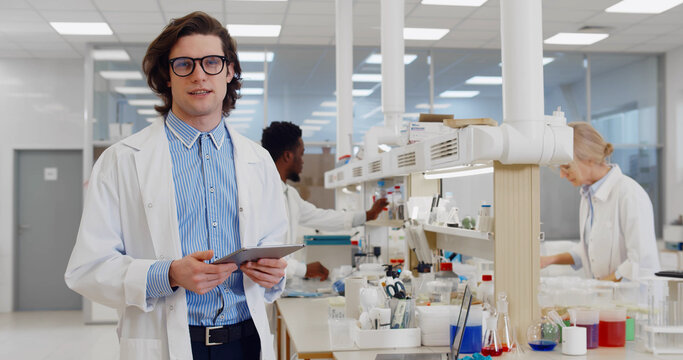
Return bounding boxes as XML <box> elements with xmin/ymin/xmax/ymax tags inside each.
<box><xmin>465</xmin><ymin>76</ymin><xmax>502</xmax><ymax>85</ymax></box>
<box><xmin>404</xmin><ymin>27</ymin><xmax>449</xmax><ymax>41</ymax></box>
<box><xmin>137</xmin><ymin>109</ymin><xmax>157</xmax><ymax>115</ymax></box>
<box><xmin>92</xmin><ymin>49</ymin><xmax>130</xmax><ymax>61</ymax></box>
<box><xmin>228</xmin><ymin>117</ymin><xmax>253</xmax><ymax>122</ymax></box>
<box><xmin>312</xmin><ymin>111</ymin><xmax>336</xmax><ymax>117</ymax></box>
<box><xmin>115</xmin><ymin>86</ymin><xmax>153</xmax><ymax>95</ymax></box>
<box><xmin>238</xmin><ymin>51</ymin><xmax>274</xmax><ymax>62</ymax></box>
<box><xmin>439</xmin><ymin>90</ymin><xmax>480</xmax><ymax>98</ymax></box>
<box><xmin>99</xmin><ymin>71</ymin><xmax>142</xmax><ymax>80</ymax></box>
<box><xmin>378</xmin><ymin>144</ymin><xmax>392</xmax><ymax>152</ymax></box>
<box><xmin>352</xmin><ymin>73</ymin><xmax>382</xmax><ymax>82</ymax></box>
<box><xmin>50</xmin><ymin>22</ymin><xmax>113</xmax><ymax>35</ymax></box>
<box><xmin>362</xmin><ymin>106</ymin><xmax>382</xmax><ymax>119</ymax></box>
<box><xmin>227</xmin><ymin>24</ymin><xmax>281</xmax><ymax>37</ymax></box>
<box><xmin>240</xmin><ymin>88</ymin><xmax>264</xmax><ymax>95</ymax></box>
<box><xmin>242</xmin><ymin>72</ymin><xmax>265</xmax><ymax>81</ymax></box>
<box><xmin>352</xmin><ymin>89</ymin><xmax>374</xmax><ymax>97</ymax></box>
<box><xmin>415</xmin><ymin>103</ymin><xmax>451</xmax><ymax>109</ymax></box>
<box><xmin>303</xmin><ymin>119</ymin><xmax>331</xmax><ymax>125</ymax></box>
<box><xmin>146</xmin><ymin>117</ymin><xmax>161</xmax><ymax>123</ymax></box>
<box><xmin>236</xmin><ymin>99</ymin><xmax>259</xmax><ymax>105</ymax></box>
<box><xmin>424</xmin><ymin>164</ymin><xmax>493</xmax><ymax>180</ymax></box>
<box><xmin>232</xmin><ymin>109</ymin><xmax>256</xmax><ymax>115</ymax></box>
<box><xmin>300</xmin><ymin>125</ymin><xmax>322</xmax><ymax>131</ymax></box>
<box><xmin>128</xmin><ymin>99</ymin><xmax>162</xmax><ymax>106</ymax></box>
<box><xmin>422</xmin><ymin>0</ymin><xmax>488</xmax><ymax>6</ymax></box>
<box><xmin>365</xmin><ymin>53</ymin><xmax>418</xmax><ymax>65</ymax></box>
<box><xmin>544</xmin><ymin>32</ymin><xmax>609</xmax><ymax>45</ymax></box>
<box><xmin>320</xmin><ymin>101</ymin><xmax>337</xmax><ymax>107</ymax></box>
<box><xmin>606</xmin><ymin>0</ymin><xmax>683</xmax><ymax>14</ymax></box>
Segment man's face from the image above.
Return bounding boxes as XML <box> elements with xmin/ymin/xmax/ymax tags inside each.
<box><xmin>286</xmin><ymin>138</ymin><xmax>305</xmax><ymax>182</ymax></box>
<box><xmin>167</xmin><ymin>34</ymin><xmax>233</xmax><ymax>122</ymax></box>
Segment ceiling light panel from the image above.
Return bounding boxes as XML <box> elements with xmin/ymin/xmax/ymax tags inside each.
<box><xmin>416</xmin><ymin>103</ymin><xmax>451</xmax><ymax>109</ymax></box>
<box><xmin>227</xmin><ymin>24</ymin><xmax>281</xmax><ymax>37</ymax></box>
<box><xmin>137</xmin><ymin>109</ymin><xmax>157</xmax><ymax>115</ymax></box>
<box><xmin>365</xmin><ymin>54</ymin><xmax>418</xmax><ymax>64</ymax></box>
<box><xmin>320</xmin><ymin>101</ymin><xmax>337</xmax><ymax>107</ymax></box>
<box><xmin>240</xmin><ymin>88</ymin><xmax>264</xmax><ymax>95</ymax></box>
<box><xmin>238</xmin><ymin>51</ymin><xmax>274</xmax><ymax>62</ymax></box>
<box><xmin>50</xmin><ymin>22</ymin><xmax>113</xmax><ymax>35</ymax></box>
<box><xmin>465</xmin><ymin>76</ymin><xmax>503</xmax><ymax>85</ymax></box>
<box><xmin>242</xmin><ymin>72</ymin><xmax>265</xmax><ymax>81</ymax></box>
<box><xmin>300</xmin><ymin>125</ymin><xmax>322</xmax><ymax>131</ymax></box>
<box><xmin>99</xmin><ymin>71</ymin><xmax>142</xmax><ymax>80</ymax></box>
<box><xmin>232</xmin><ymin>109</ymin><xmax>256</xmax><ymax>115</ymax></box>
<box><xmin>128</xmin><ymin>99</ymin><xmax>162</xmax><ymax>106</ymax></box>
<box><xmin>606</xmin><ymin>0</ymin><xmax>683</xmax><ymax>14</ymax></box>
<box><xmin>404</xmin><ymin>28</ymin><xmax>449</xmax><ymax>41</ymax></box>
<box><xmin>92</xmin><ymin>49</ymin><xmax>130</xmax><ymax>61</ymax></box>
<box><xmin>352</xmin><ymin>89</ymin><xmax>374</xmax><ymax>97</ymax></box>
<box><xmin>544</xmin><ymin>32</ymin><xmax>609</xmax><ymax>45</ymax></box>
<box><xmin>115</xmin><ymin>86</ymin><xmax>153</xmax><ymax>95</ymax></box>
<box><xmin>312</xmin><ymin>111</ymin><xmax>337</xmax><ymax>117</ymax></box>
<box><xmin>236</xmin><ymin>99</ymin><xmax>260</xmax><ymax>105</ymax></box>
<box><xmin>422</xmin><ymin>0</ymin><xmax>488</xmax><ymax>6</ymax></box>
<box><xmin>352</xmin><ymin>73</ymin><xmax>382</xmax><ymax>82</ymax></box>
<box><xmin>439</xmin><ymin>90</ymin><xmax>480</xmax><ymax>98</ymax></box>
<box><xmin>303</xmin><ymin>119</ymin><xmax>331</xmax><ymax>125</ymax></box>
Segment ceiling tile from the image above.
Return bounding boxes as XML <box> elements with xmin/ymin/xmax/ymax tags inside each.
<box><xmin>158</xmin><ymin>0</ymin><xmax>222</xmax><ymax>13</ymax></box>
<box><xmin>443</xmin><ymin>30</ymin><xmax>496</xmax><ymax>41</ymax></box>
<box><xmin>405</xmin><ymin>17</ymin><xmax>460</xmax><ymax>29</ymax></box>
<box><xmin>543</xmin><ymin>8</ymin><xmax>596</xmax><ymax>22</ymax></box>
<box><xmin>648</xmin><ymin>34</ymin><xmax>683</xmax><ymax>45</ymax></box>
<box><xmin>165</xmin><ymin>11</ymin><xmax>224</xmax><ymax>22</ymax></box>
<box><xmin>110</xmin><ymin>23</ymin><xmax>165</xmax><ymax>35</ymax></box>
<box><xmin>281</xmin><ymin>25</ymin><xmax>334</xmax><ymax>37</ymax></box>
<box><xmin>457</xmin><ymin>18</ymin><xmax>499</xmax><ymax>31</ymax></box>
<box><xmin>619</xmin><ymin>23</ymin><xmax>681</xmax><ymax>36</ymax></box>
<box><xmin>542</xmin><ymin>22</ymin><xmax>583</xmax><ymax>34</ymax></box>
<box><xmin>0</xmin><ymin>21</ymin><xmax>56</xmax><ymax>35</ymax></box>
<box><xmin>0</xmin><ymin>49</ymin><xmax>32</xmax><ymax>57</ymax></box>
<box><xmin>640</xmin><ymin>11</ymin><xmax>683</xmax><ymax>25</ymax></box>
<box><xmin>603</xmin><ymin>33</ymin><xmax>657</xmax><ymax>43</ymax></box>
<box><xmin>284</xmin><ymin>14</ymin><xmax>333</xmax><ymax>27</ymax></box>
<box><xmin>40</xmin><ymin>10</ymin><xmax>105</xmax><ymax>22</ymax></box>
<box><xmin>583</xmin><ymin>12</ymin><xmax>651</xmax><ymax>26</ymax></box>
<box><xmin>287</xmin><ymin>1</ymin><xmax>334</xmax><ymax>15</ymax></box>
<box><xmin>353</xmin><ymin>37</ymin><xmax>380</xmax><ymax>46</ymax></box>
<box><xmin>408</xmin><ymin>4</ymin><xmax>478</xmax><ymax>18</ymax></box>
<box><xmin>626</xmin><ymin>43</ymin><xmax>678</xmax><ymax>53</ymax></box>
<box><xmin>235</xmin><ymin>37</ymin><xmax>279</xmax><ymax>45</ymax></box>
<box><xmin>27</xmin><ymin>0</ymin><xmax>96</xmax><ymax>11</ymax></box>
<box><xmin>19</xmin><ymin>40</ymin><xmax>72</xmax><ymax>51</ymax></box>
<box><xmin>92</xmin><ymin>0</ymin><xmax>160</xmax><ymax>12</ymax></box>
<box><xmin>586</xmin><ymin>42</ymin><xmax>632</xmax><ymax>52</ymax></box>
<box><xmin>468</xmin><ymin>6</ymin><xmax>499</xmax><ymax>20</ymax></box>
<box><xmin>543</xmin><ymin>0</ymin><xmax>619</xmax><ymax>10</ymax></box>
<box><xmin>117</xmin><ymin>33</ymin><xmax>158</xmax><ymax>43</ymax></box>
<box><xmin>225</xmin><ymin>13</ymin><xmax>285</xmax><ymax>24</ymax></box>
<box><xmin>278</xmin><ymin>36</ymin><xmax>332</xmax><ymax>45</ymax></box>
<box><xmin>354</xmin><ymin>16</ymin><xmax>380</xmax><ymax>27</ymax></box>
<box><xmin>353</xmin><ymin>2</ymin><xmax>380</xmax><ymax>17</ymax></box>
<box><xmin>0</xmin><ymin>9</ymin><xmax>42</xmax><ymax>22</ymax></box>
<box><xmin>0</xmin><ymin>41</ymin><xmax>21</xmax><ymax>50</ymax></box>
<box><xmin>102</xmin><ymin>11</ymin><xmax>165</xmax><ymax>25</ymax></box>
<box><xmin>433</xmin><ymin>38</ymin><xmax>488</xmax><ymax>49</ymax></box>
<box><xmin>28</xmin><ymin>49</ymin><xmax>82</xmax><ymax>59</ymax></box>
<box><xmin>0</xmin><ymin>0</ymin><xmax>30</xmax><ymax>9</ymax></box>
<box><xmin>223</xmin><ymin>1</ymin><xmax>288</xmax><ymax>13</ymax></box>
<box><xmin>60</xmin><ymin>35</ymin><xmax>118</xmax><ymax>44</ymax></box>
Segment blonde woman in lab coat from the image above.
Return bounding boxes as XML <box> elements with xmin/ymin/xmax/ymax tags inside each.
<box><xmin>540</xmin><ymin>122</ymin><xmax>660</xmax><ymax>281</ymax></box>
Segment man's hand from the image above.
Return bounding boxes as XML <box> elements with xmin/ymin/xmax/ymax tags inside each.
<box><xmin>540</xmin><ymin>255</ymin><xmax>555</xmax><ymax>269</ymax></box>
<box><xmin>305</xmin><ymin>261</ymin><xmax>329</xmax><ymax>281</ymax></box>
<box><xmin>241</xmin><ymin>258</ymin><xmax>287</xmax><ymax>289</ymax></box>
<box><xmin>169</xmin><ymin>250</ymin><xmax>238</xmax><ymax>295</ymax></box>
<box><xmin>366</xmin><ymin>198</ymin><xmax>389</xmax><ymax>221</ymax></box>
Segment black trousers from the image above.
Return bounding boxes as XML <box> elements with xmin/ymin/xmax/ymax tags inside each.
<box><xmin>189</xmin><ymin>319</ymin><xmax>261</xmax><ymax>360</ymax></box>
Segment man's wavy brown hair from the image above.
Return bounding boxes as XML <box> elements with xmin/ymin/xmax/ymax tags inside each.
<box><xmin>142</xmin><ymin>11</ymin><xmax>242</xmax><ymax>117</ymax></box>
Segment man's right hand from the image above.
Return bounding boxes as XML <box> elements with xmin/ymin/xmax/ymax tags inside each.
<box><xmin>169</xmin><ymin>250</ymin><xmax>238</xmax><ymax>295</ymax></box>
<box><xmin>305</xmin><ymin>261</ymin><xmax>329</xmax><ymax>281</ymax></box>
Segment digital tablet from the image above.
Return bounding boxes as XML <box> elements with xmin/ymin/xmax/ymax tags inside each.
<box><xmin>212</xmin><ymin>244</ymin><xmax>305</xmax><ymax>265</ymax></box>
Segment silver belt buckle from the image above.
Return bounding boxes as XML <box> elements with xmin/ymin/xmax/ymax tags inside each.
<box><xmin>205</xmin><ymin>326</ymin><xmax>223</xmax><ymax>346</ymax></box>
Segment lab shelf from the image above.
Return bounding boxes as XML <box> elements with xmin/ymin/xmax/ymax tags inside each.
<box><xmin>365</xmin><ymin>219</ymin><xmax>404</xmax><ymax>228</ymax></box>
<box><xmin>423</xmin><ymin>224</ymin><xmax>494</xmax><ymax>261</ymax></box>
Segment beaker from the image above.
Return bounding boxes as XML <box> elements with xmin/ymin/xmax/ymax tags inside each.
<box><xmin>599</xmin><ymin>308</ymin><xmax>626</xmax><ymax>347</ymax></box>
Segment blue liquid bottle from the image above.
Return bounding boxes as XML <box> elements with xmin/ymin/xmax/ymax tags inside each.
<box><xmin>450</xmin><ymin>304</ymin><xmax>483</xmax><ymax>354</ymax></box>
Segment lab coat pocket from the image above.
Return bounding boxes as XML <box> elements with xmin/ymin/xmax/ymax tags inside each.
<box><xmin>119</xmin><ymin>338</ymin><xmax>162</xmax><ymax>360</ymax></box>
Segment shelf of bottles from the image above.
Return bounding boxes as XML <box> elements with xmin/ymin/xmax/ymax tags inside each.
<box><xmin>424</xmin><ymin>224</ymin><xmax>494</xmax><ymax>261</ymax></box>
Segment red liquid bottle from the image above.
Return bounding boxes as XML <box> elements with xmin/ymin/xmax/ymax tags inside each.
<box><xmin>482</xmin><ymin>316</ymin><xmax>503</xmax><ymax>357</ymax></box>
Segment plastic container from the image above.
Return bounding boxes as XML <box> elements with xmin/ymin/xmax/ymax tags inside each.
<box><xmin>328</xmin><ymin>318</ymin><xmax>355</xmax><ymax>349</ymax></box>
<box><xmin>417</xmin><ymin>305</ymin><xmax>456</xmax><ymax>346</ymax></box>
<box><xmin>479</xmin><ymin>275</ymin><xmax>494</xmax><ymax>307</ymax></box>
<box><xmin>570</xmin><ymin>308</ymin><xmax>599</xmax><ymax>349</ymax></box>
<box><xmin>427</xmin><ymin>280</ymin><xmax>452</xmax><ymax>305</ymax></box>
<box><xmin>450</xmin><ymin>304</ymin><xmax>483</xmax><ymax>354</ymax></box>
<box><xmin>599</xmin><ymin>308</ymin><xmax>626</xmax><ymax>347</ymax></box>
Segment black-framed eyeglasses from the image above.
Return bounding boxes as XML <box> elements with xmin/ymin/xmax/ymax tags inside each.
<box><xmin>169</xmin><ymin>55</ymin><xmax>227</xmax><ymax>77</ymax></box>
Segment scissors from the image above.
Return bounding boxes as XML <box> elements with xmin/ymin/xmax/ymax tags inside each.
<box><xmin>384</xmin><ymin>281</ymin><xmax>407</xmax><ymax>299</ymax></box>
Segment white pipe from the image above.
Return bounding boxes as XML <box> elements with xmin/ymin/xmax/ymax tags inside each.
<box><xmin>585</xmin><ymin>54</ymin><xmax>591</xmax><ymax>123</ymax></box>
<box><xmin>335</xmin><ymin>0</ymin><xmax>353</xmax><ymax>158</ymax></box>
<box><xmin>364</xmin><ymin>0</ymin><xmax>405</xmax><ymax>156</ymax></box>
<box><xmin>429</xmin><ymin>50</ymin><xmax>434</xmax><ymax>114</ymax></box>
<box><xmin>263</xmin><ymin>47</ymin><xmax>269</xmax><ymax>129</ymax></box>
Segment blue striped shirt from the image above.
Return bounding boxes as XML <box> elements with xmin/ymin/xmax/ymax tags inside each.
<box><xmin>145</xmin><ymin>111</ymin><xmax>250</xmax><ymax>326</ymax></box>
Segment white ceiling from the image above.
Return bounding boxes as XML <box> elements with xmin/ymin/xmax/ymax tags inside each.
<box><xmin>1</xmin><ymin>0</ymin><xmax>682</xmax><ymax>59</ymax></box>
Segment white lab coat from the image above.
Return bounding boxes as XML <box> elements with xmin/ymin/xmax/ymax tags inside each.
<box><xmin>65</xmin><ymin>119</ymin><xmax>288</xmax><ymax>360</ymax></box>
<box><xmin>571</xmin><ymin>165</ymin><xmax>660</xmax><ymax>280</ymax></box>
<box><xmin>283</xmin><ymin>183</ymin><xmax>358</xmax><ymax>277</ymax></box>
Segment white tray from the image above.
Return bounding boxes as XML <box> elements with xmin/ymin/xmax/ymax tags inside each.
<box><xmin>352</xmin><ymin>325</ymin><xmax>421</xmax><ymax>349</ymax></box>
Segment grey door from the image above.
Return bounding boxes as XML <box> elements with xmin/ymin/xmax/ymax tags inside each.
<box><xmin>15</xmin><ymin>150</ymin><xmax>83</xmax><ymax>311</ymax></box>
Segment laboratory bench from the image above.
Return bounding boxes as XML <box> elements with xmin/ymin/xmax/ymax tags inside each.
<box><xmin>275</xmin><ymin>297</ymin><xmax>681</xmax><ymax>360</ymax></box>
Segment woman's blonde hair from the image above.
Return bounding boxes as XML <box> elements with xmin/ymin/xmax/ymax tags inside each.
<box><xmin>569</xmin><ymin>122</ymin><xmax>614</xmax><ymax>164</ymax></box>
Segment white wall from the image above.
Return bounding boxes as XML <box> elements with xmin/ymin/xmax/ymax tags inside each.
<box><xmin>0</xmin><ymin>59</ymin><xmax>84</xmax><ymax>312</ymax></box>
<box><xmin>665</xmin><ymin>46</ymin><xmax>683</xmax><ymax>225</ymax></box>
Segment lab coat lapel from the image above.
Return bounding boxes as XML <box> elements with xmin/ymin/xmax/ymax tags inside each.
<box><xmin>126</xmin><ymin>120</ymin><xmax>182</xmax><ymax>258</ymax></box>
<box><xmin>226</xmin><ymin>122</ymin><xmax>258</xmax><ymax>248</ymax></box>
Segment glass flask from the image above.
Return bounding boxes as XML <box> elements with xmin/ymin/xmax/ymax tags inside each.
<box><xmin>527</xmin><ymin>315</ymin><xmax>559</xmax><ymax>351</ymax></box>
<box><xmin>481</xmin><ymin>315</ymin><xmax>503</xmax><ymax>356</ymax></box>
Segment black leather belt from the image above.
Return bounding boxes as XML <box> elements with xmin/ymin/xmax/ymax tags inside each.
<box><xmin>189</xmin><ymin>318</ymin><xmax>257</xmax><ymax>346</ymax></box>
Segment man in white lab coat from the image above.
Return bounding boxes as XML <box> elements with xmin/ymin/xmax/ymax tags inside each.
<box><xmin>65</xmin><ymin>12</ymin><xmax>287</xmax><ymax>360</ymax></box>
<box><xmin>261</xmin><ymin>122</ymin><xmax>388</xmax><ymax>280</ymax></box>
